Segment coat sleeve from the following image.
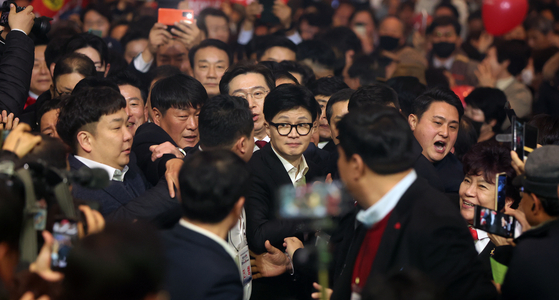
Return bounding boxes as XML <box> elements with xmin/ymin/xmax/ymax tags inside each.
<box><xmin>0</xmin><ymin>31</ymin><xmax>34</xmax><ymax>116</ymax></box>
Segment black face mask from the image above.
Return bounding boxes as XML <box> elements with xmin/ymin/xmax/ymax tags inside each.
<box><xmin>432</xmin><ymin>42</ymin><xmax>456</xmax><ymax>58</ymax></box>
<box><xmin>379</xmin><ymin>35</ymin><xmax>400</xmax><ymax>51</ymax></box>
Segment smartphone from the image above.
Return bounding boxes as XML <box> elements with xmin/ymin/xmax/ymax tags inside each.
<box><xmin>158</xmin><ymin>8</ymin><xmax>194</xmax><ymax>26</ymax></box>
<box><xmin>277</xmin><ymin>182</ymin><xmax>343</xmax><ymax>219</ymax></box>
<box><xmin>51</xmin><ymin>219</ymin><xmax>78</xmax><ymax>269</ymax></box>
<box><xmin>473</xmin><ymin>205</ymin><xmax>522</xmax><ymax>238</ymax></box>
<box><xmin>495</xmin><ymin>173</ymin><xmax>507</xmax><ymax>211</ymax></box>
<box><xmin>511</xmin><ymin>116</ymin><xmax>538</xmax><ymax>161</ymax></box>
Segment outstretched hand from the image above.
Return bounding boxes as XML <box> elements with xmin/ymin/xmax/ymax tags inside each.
<box><xmin>250</xmin><ymin>240</ymin><xmax>288</xmax><ymax>279</ymax></box>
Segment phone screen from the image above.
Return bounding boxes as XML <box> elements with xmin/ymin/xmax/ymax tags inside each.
<box><xmin>512</xmin><ymin>117</ymin><xmax>524</xmax><ymax>160</ymax></box>
<box><xmin>495</xmin><ymin>173</ymin><xmax>507</xmax><ymax>211</ymax></box>
<box><xmin>277</xmin><ymin>182</ymin><xmax>343</xmax><ymax>219</ymax></box>
<box><xmin>51</xmin><ymin>219</ymin><xmax>78</xmax><ymax>269</ymax></box>
<box><xmin>473</xmin><ymin>206</ymin><xmax>522</xmax><ymax>238</ymax></box>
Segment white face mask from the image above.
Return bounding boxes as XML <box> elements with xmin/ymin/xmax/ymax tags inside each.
<box><xmin>521</xmin><ymin>68</ymin><xmax>534</xmax><ymax>85</ymax></box>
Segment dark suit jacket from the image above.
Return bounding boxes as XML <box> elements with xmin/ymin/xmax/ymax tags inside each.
<box><xmin>132</xmin><ymin>122</ymin><xmax>179</xmax><ymax>186</ymax></box>
<box><xmin>322</xmin><ymin>140</ymin><xmax>337</xmax><ymax>153</ymax></box>
<box><xmin>69</xmin><ymin>153</ymin><xmax>148</xmax><ymax>216</ymax></box>
<box><xmin>0</xmin><ymin>31</ymin><xmax>34</xmax><ymax>116</ymax></box>
<box><xmin>411</xmin><ymin>138</ymin><xmax>445</xmax><ymax>193</ymax></box>
<box><xmin>162</xmin><ymin>223</ymin><xmax>243</xmax><ymax>300</ymax></box>
<box><xmin>303</xmin><ymin>143</ymin><xmax>331</xmax><ymax>175</ymax></box>
<box><xmin>245</xmin><ymin>143</ymin><xmax>325</xmax><ymax>254</ymax></box>
<box><xmin>330</xmin><ymin>178</ymin><xmax>497</xmax><ymax>300</ymax></box>
<box><xmin>433</xmin><ymin>152</ymin><xmax>464</xmax><ymax>194</ymax></box>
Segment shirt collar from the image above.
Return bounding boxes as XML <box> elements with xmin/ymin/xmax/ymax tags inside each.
<box><xmin>496</xmin><ymin>76</ymin><xmax>515</xmax><ymax>91</ymax></box>
<box><xmin>271</xmin><ymin>145</ymin><xmax>309</xmax><ymax>186</ymax></box>
<box><xmin>28</xmin><ymin>91</ymin><xmax>39</xmax><ymax>100</ymax></box>
<box><xmin>356</xmin><ymin>170</ymin><xmax>417</xmax><ymax>227</ymax></box>
<box><xmin>179</xmin><ymin>219</ymin><xmax>237</xmax><ymax>261</ymax></box>
<box><xmin>254</xmin><ymin>135</ymin><xmax>270</xmax><ymax>142</ymax></box>
<box><xmin>433</xmin><ymin>56</ymin><xmax>455</xmax><ymax>70</ymax></box>
<box><xmin>74</xmin><ymin>155</ymin><xmax>129</xmax><ymax>182</ymax></box>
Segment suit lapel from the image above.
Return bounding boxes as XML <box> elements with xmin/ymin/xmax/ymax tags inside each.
<box><xmin>332</xmin><ymin>223</ymin><xmax>367</xmax><ymax>299</ymax></box>
<box><xmin>260</xmin><ymin>144</ymin><xmax>294</xmax><ymax>187</ymax></box>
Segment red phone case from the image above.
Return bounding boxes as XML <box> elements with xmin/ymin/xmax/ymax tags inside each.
<box><xmin>158</xmin><ymin>8</ymin><xmax>194</xmax><ymax>26</ymax></box>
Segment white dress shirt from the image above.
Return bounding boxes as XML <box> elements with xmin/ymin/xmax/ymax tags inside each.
<box><xmin>253</xmin><ymin>135</ymin><xmax>271</xmax><ymax>152</ymax></box>
<box><xmin>474</xmin><ymin>229</ymin><xmax>491</xmax><ymax>254</ymax></box>
<box><xmin>495</xmin><ymin>76</ymin><xmax>515</xmax><ymax>91</ymax></box>
<box><xmin>318</xmin><ymin>141</ymin><xmax>328</xmax><ymax>149</ymax></box>
<box><xmin>179</xmin><ymin>219</ymin><xmax>238</xmax><ymax>261</ymax></box>
<box><xmin>271</xmin><ymin>146</ymin><xmax>309</xmax><ymax>187</ymax></box>
<box><xmin>74</xmin><ymin>156</ymin><xmax>129</xmax><ymax>182</ymax></box>
<box><xmin>133</xmin><ymin>52</ymin><xmax>153</xmax><ymax>73</ymax></box>
<box><xmin>432</xmin><ymin>56</ymin><xmax>455</xmax><ymax>71</ymax></box>
<box><xmin>356</xmin><ymin>170</ymin><xmax>417</xmax><ymax>227</ymax></box>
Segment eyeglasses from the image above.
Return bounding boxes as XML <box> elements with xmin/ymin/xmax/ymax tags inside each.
<box><xmin>269</xmin><ymin>122</ymin><xmax>314</xmax><ymax>136</ymax></box>
<box><xmin>232</xmin><ymin>88</ymin><xmax>269</xmax><ymax>100</ymax></box>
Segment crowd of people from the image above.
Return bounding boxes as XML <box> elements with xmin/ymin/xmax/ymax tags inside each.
<box><xmin>0</xmin><ymin>0</ymin><xmax>558</xmax><ymax>299</ymax></box>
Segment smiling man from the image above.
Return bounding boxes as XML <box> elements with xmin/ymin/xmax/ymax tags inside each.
<box><xmin>57</xmin><ymin>87</ymin><xmax>148</xmax><ymax>216</ymax></box>
<box><xmin>190</xmin><ymin>39</ymin><xmax>232</xmax><ymax>97</ymax></box>
<box><xmin>408</xmin><ymin>88</ymin><xmax>464</xmax><ymax>193</ymax></box>
<box><xmin>132</xmin><ymin>73</ymin><xmax>208</xmax><ymax>185</ymax></box>
<box><xmin>220</xmin><ymin>64</ymin><xmax>276</xmax><ymax>152</ymax></box>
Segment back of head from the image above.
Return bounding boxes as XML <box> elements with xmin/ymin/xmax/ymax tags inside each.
<box><xmin>386</xmin><ymin>76</ymin><xmax>426</xmax><ymax>117</ymax></box>
<box><xmin>464</xmin><ymin>87</ymin><xmax>507</xmax><ymax>130</ymax></box>
<box><xmin>188</xmin><ymin>39</ymin><xmax>233</xmax><ymax>68</ymax></box>
<box><xmin>199</xmin><ymin>95</ymin><xmax>254</xmax><ymax>149</ymax></box>
<box><xmin>148</xmin><ymin>65</ymin><xmax>182</xmax><ymax>84</ymax></box>
<box><xmin>20</xmin><ymin>136</ymin><xmax>71</xmax><ymax>170</ymax></box>
<box><xmin>72</xmin><ymin>77</ymin><xmax>120</xmax><ymax>94</ymax></box>
<box><xmin>411</xmin><ymin>87</ymin><xmax>464</xmax><ymax>120</ymax></box>
<box><xmin>326</xmin><ymin>88</ymin><xmax>355</xmax><ymax>123</ymax></box>
<box><xmin>427</xmin><ymin>15</ymin><xmax>461</xmax><ymax>36</ymax></box>
<box><xmin>318</xmin><ymin>27</ymin><xmax>362</xmax><ymax>76</ymax></box>
<box><xmin>0</xmin><ymin>176</ymin><xmax>25</xmax><ymax>251</ymax></box>
<box><xmin>528</xmin><ymin>114</ymin><xmax>559</xmax><ymax>146</ymax></box>
<box><xmin>524</xmin><ymin>15</ymin><xmax>553</xmax><ymax>35</ymax></box>
<box><xmin>263</xmin><ymin>84</ymin><xmax>319</xmax><ymax>123</ymax></box>
<box><xmin>57</xmin><ymin>87</ymin><xmax>126</xmax><ymax>153</ymax></box>
<box><xmin>337</xmin><ymin>106</ymin><xmax>416</xmax><ymax>174</ymax></box>
<box><xmin>64</xmin><ymin>33</ymin><xmax>110</xmax><ymax>65</ymax></box>
<box><xmin>45</xmin><ymin>35</ymin><xmax>72</xmax><ymax>70</ymax></box>
<box><xmin>348</xmin><ymin>84</ymin><xmax>400</xmax><ymax>111</ymax></box>
<box><xmin>63</xmin><ymin>223</ymin><xmax>165</xmax><ymax>300</ymax></box>
<box><xmin>150</xmin><ymin>74</ymin><xmax>208</xmax><ymax>114</ymax></box>
<box><xmin>256</xmin><ymin>35</ymin><xmax>298</xmax><ymax>61</ymax></box>
<box><xmin>454</xmin><ymin>117</ymin><xmax>479</xmax><ymax>162</ymax></box>
<box><xmin>278</xmin><ymin>60</ymin><xmax>315</xmax><ymax>86</ymax></box>
<box><xmin>495</xmin><ymin>39</ymin><xmax>531</xmax><ymax>76</ymax></box>
<box><xmin>296</xmin><ymin>40</ymin><xmax>337</xmax><ymax>70</ymax></box>
<box><xmin>53</xmin><ymin>53</ymin><xmax>97</xmax><ymax>85</ymax></box>
<box><xmin>219</xmin><ymin>63</ymin><xmax>275</xmax><ymax>95</ymax></box>
<box><xmin>348</xmin><ymin>55</ymin><xmax>386</xmax><ymax>86</ymax></box>
<box><xmin>307</xmin><ymin>76</ymin><xmax>349</xmax><ymax>97</ymax></box>
<box><xmin>179</xmin><ymin>150</ymin><xmax>250</xmax><ymax>223</ymax></box>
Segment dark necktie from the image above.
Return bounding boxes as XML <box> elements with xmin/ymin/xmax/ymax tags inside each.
<box><xmin>255</xmin><ymin>140</ymin><xmax>267</xmax><ymax>149</ymax></box>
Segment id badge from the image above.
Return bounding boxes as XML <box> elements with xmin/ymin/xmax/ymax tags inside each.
<box><xmin>237</xmin><ymin>245</ymin><xmax>252</xmax><ymax>286</ymax></box>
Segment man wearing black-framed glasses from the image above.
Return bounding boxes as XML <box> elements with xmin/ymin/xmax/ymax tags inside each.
<box><xmin>245</xmin><ymin>83</ymin><xmax>325</xmax><ymax>300</ymax></box>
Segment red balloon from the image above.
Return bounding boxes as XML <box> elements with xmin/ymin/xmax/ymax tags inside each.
<box><xmin>482</xmin><ymin>0</ymin><xmax>528</xmax><ymax>36</ymax></box>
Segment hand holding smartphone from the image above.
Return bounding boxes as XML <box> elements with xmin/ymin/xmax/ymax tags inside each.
<box><xmin>473</xmin><ymin>205</ymin><xmax>522</xmax><ymax>238</ymax></box>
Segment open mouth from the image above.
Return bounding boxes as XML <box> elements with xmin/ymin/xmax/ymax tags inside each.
<box><xmin>252</xmin><ymin>114</ymin><xmax>259</xmax><ymax>122</ymax></box>
<box><xmin>434</xmin><ymin>141</ymin><xmax>447</xmax><ymax>153</ymax></box>
<box><xmin>463</xmin><ymin>200</ymin><xmax>475</xmax><ymax>208</ymax></box>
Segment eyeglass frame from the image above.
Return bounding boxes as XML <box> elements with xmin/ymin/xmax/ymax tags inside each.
<box><xmin>232</xmin><ymin>88</ymin><xmax>270</xmax><ymax>100</ymax></box>
<box><xmin>268</xmin><ymin>122</ymin><xmax>314</xmax><ymax>136</ymax></box>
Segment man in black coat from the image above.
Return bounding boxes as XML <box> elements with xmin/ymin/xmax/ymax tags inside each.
<box><xmin>329</xmin><ymin>106</ymin><xmax>497</xmax><ymax>300</ymax></box>
<box><xmin>132</xmin><ymin>73</ymin><xmax>207</xmax><ymax>186</ymax></box>
<box><xmin>56</xmin><ymin>86</ymin><xmax>149</xmax><ymax>216</ymax></box>
<box><xmin>162</xmin><ymin>150</ymin><xmax>247</xmax><ymax>300</ymax></box>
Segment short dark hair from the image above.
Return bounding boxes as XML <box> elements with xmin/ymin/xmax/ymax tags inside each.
<box><xmin>38</xmin><ymin>96</ymin><xmax>65</xmax><ymax>128</ymax></box>
<box><xmin>188</xmin><ymin>39</ymin><xmax>233</xmax><ymax>69</ymax></box>
<box><xmin>528</xmin><ymin>114</ymin><xmax>559</xmax><ymax>146</ymax></box>
<box><xmin>524</xmin><ymin>15</ymin><xmax>554</xmax><ymax>34</ymax></box>
<box><xmin>110</xmin><ymin>71</ymin><xmax>147</xmax><ymax>104</ymax></box>
<box><xmin>528</xmin><ymin>194</ymin><xmax>559</xmax><ymax>216</ymax></box>
<box><xmin>197</xmin><ymin>8</ymin><xmax>230</xmax><ymax>37</ymax></box>
<box><xmin>337</xmin><ymin>106</ymin><xmax>416</xmax><ymax>174</ymax></box>
<box><xmin>278</xmin><ymin>60</ymin><xmax>315</xmax><ymax>86</ymax></box>
<box><xmin>274</xmin><ymin>70</ymin><xmax>300</xmax><ymax>84</ymax></box>
<box><xmin>45</xmin><ymin>35</ymin><xmax>71</xmax><ymax>69</ymax></box>
<box><xmin>56</xmin><ymin>87</ymin><xmax>126</xmax><ymax>153</ymax></box>
<box><xmin>220</xmin><ymin>63</ymin><xmax>275</xmax><ymax>95</ymax></box>
<box><xmin>63</xmin><ymin>223</ymin><xmax>165</xmax><ymax>300</ymax></box>
<box><xmin>179</xmin><ymin>150</ymin><xmax>250</xmax><ymax>223</ymax></box>
<box><xmin>307</xmin><ymin>76</ymin><xmax>349</xmax><ymax>97</ymax></box>
<box><xmin>464</xmin><ymin>87</ymin><xmax>507</xmax><ymax>131</ymax></box>
<box><xmin>462</xmin><ymin>140</ymin><xmax>519</xmax><ymax>202</ymax></box>
<box><xmin>494</xmin><ymin>40</ymin><xmax>531</xmax><ymax>76</ymax></box>
<box><xmin>326</xmin><ymin>88</ymin><xmax>354</xmax><ymax>124</ymax></box>
<box><xmin>349</xmin><ymin>8</ymin><xmax>377</xmax><ymax>27</ymax></box>
<box><xmin>256</xmin><ymin>35</ymin><xmax>298</xmax><ymax>61</ymax></box>
<box><xmin>65</xmin><ymin>33</ymin><xmax>110</xmax><ymax>65</ymax></box>
<box><xmin>296</xmin><ymin>40</ymin><xmax>337</xmax><ymax>70</ymax></box>
<box><xmin>120</xmin><ymin>30</ymin><xmax>149</xmax><ymax>52</ymax></box>
<box><xmin>72</xmin><ymin>77</ymin><xmax>120</xmax><ymax>94</ymax></box>
<box><xmin>148</xmin><ymin>65</ymin><xmax>182</xmax><ymax>84</ymax></box>
<box><xmin>80</xmin><ymin>3</ymin><xmax>112</xmax><ymax>24</ymax></box>
<box><xmin>434</xmin><ymin>2</ymin><xmax>460</xmax><ymax>19</ymax></box>
<box><xmin>454</xmin><ymin>117</ymin><xmax>479</xmax><ymax>162</ymax></box>
<box><xmin>348</xmin><ymin>55</ymin><xmax>386</xmax><ymax>86</ymax></box>
<box><xmin>199</xmin><ymin>95</ymin><xmax>254</xmax><ymax>149</ymax></box>
<box><xmin>150</xmin><ymin>74</ymin><xmax>208</xmax><ymax>115</ymax></box>
<box><xmin>263</xmin><ymin>84</ymin><xmax>320</xmax><ymax>123</ymax></box>
<box><xmin>53</xmin><ymin>53</ymin><xmax>97</xmax><ymax>86</ymax></box>
<box><xmin>411</xmin><ymin>88</ymin><xmax>464</xmax><ymax>120</ymax></box>
<box><xmin>348</xmin><ymin>84</ymin><xmax>400</xmax><ymax>111</ymax></box>
<box><xmin>427</xmin><ymin>16</ymin><xmax>461</xmax><ymax>36</ymax></box>
<box><xmin>318</xmin><ymin>27</ymin><xmax>363</xmax><ymax>76</ymax></box>
<box><xmin>0</xmin><ymin>176</ymin><xmax>25</xmax><ymax>249</ymax></box>
<box><xmin>20</xmin><ymin>135</ymin><xmax>71</xmax><ymax>170</ymax></box>
<box><xmin>386</xmin><ymin>76</ymin><xmax>427</xmax><ymax>117</ymax></box>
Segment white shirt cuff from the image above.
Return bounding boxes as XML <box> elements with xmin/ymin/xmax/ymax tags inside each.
<box><xmin>287</xmin><ymin>31</ymin><xmax>302</xmax><ymax>45</ymax></box>
<box><xmin>10</xmin><ymin>29</ymin><xmax>27</xmax><ymax>35</ymax></box>
<box><xmin>237</xmin><ymin>28</ymin><xmax>254</xmax><ymax>45</ymax></box>
<box><xmin>133</xmin><ymin>52</ymin><xmax>154</xmax><ymax>73</ymax></box>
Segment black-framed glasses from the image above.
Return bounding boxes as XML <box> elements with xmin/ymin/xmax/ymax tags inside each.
<box><xmin>269</xmin><ymin>122</ymin><xmax>313</xmax><ymax>136</ymax></box>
